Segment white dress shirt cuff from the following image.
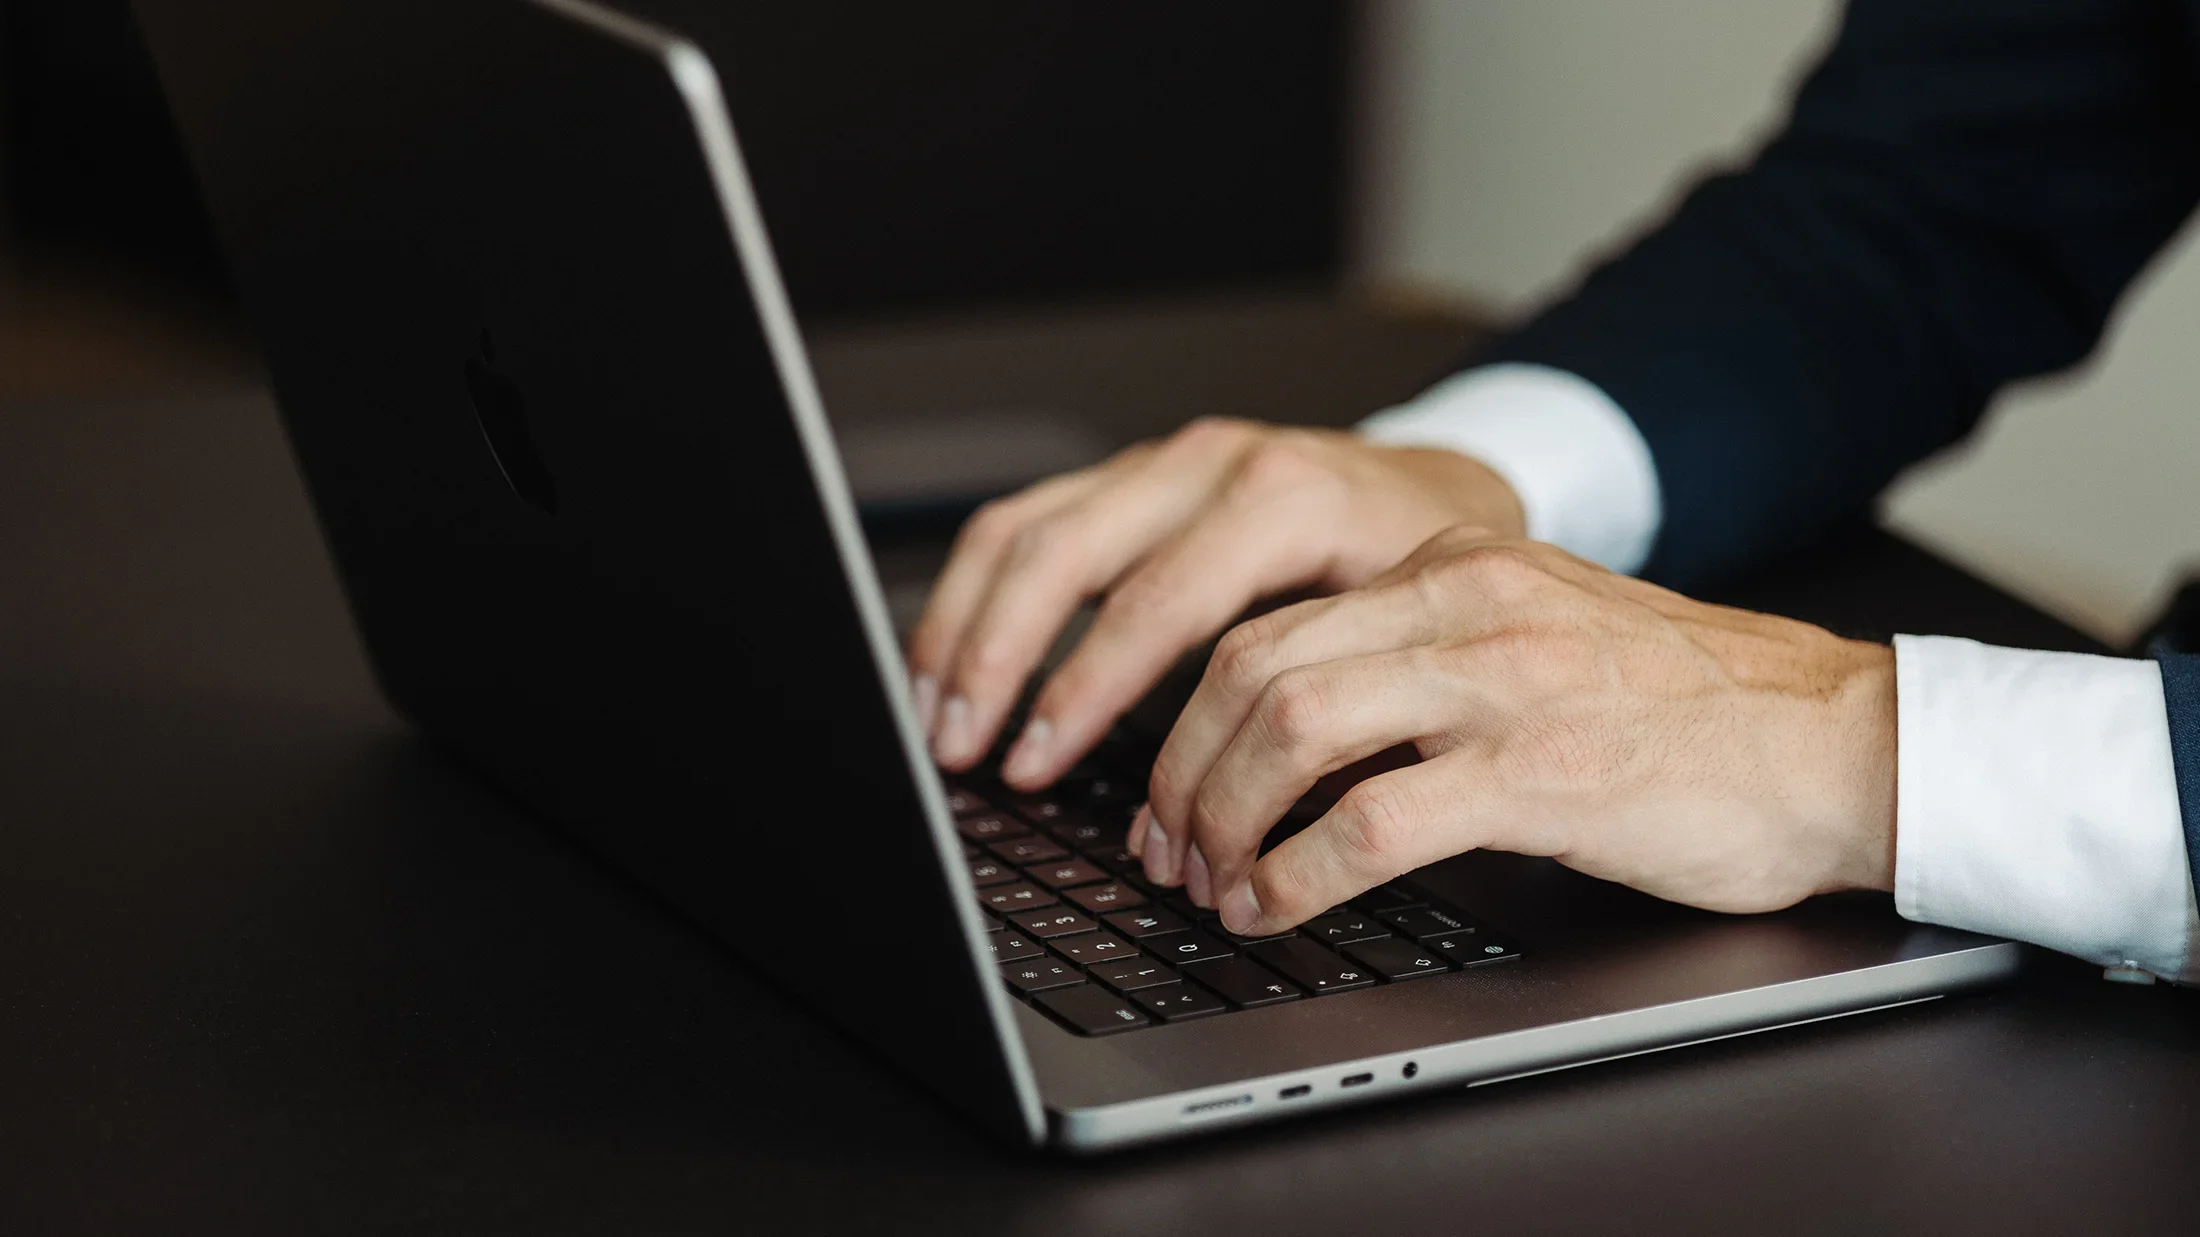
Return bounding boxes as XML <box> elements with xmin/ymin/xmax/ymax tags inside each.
<box><xmin>1893</xmin><ymin>634</ymin><xmax>2200</xmax><ymax>981</ymax></box>
<box><xmin>1357</xmin><ymin>362</ymin><xmax>1663</xmax><ymax>575</ymax></box>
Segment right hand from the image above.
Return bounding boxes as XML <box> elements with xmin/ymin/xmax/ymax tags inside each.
<box><xmin>903</xmin><ymin>417</ymin><xmax>1526</xmax><ymax>792</ymax></box>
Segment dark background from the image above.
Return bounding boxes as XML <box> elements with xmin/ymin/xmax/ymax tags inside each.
<box><xmin>1</xmin><ymin>0</ymin><xmax>1357</xmax><ymax>321</ymax></box>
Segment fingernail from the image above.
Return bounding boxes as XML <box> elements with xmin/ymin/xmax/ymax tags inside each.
<box><xmin>1142</xmin><ymin>816</ymin><xmax>1173</xmax><ymax>884</ymax></box>
<box><xmin>910</xmin><ymin>674</ymin><xmax>940</xmax><ymax>735</ymax></box>
<box><xmin>1002</xmin><ymin>717</ymin><xmax>1052</xmax><ymax>785</ymax></box>
<box><xmin>1220</xmin><ymin>881</ymin><xmax>1262</xmax><ymax>936</ymax></box>
<box><xmin>1126</xmin><ymin>803</ymin><xmax>1151</xmax><ymax>857</ymax></box>
<box><xmin>1185</xmin><ymin>846</ymin><xmax>1213</xmax><ymax>908</ymax></box>
<box><xmin>934</xmin><ymin>695</ymin><xmax>974</xmax><ymax>764</ymax></box>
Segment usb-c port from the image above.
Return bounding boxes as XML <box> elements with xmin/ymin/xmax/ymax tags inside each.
<box><xmin>1279</xmin><ymin>1084</ymin><xmax>1312</xmax><ymax>1099</ymax></box>
<box><xmin>1341</xmin><ymin>1072</ymin><xmax>1374</xmax><ymax>1088</ymax></box>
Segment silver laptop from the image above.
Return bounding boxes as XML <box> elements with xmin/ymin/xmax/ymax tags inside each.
<box><xmin>136</xmin><ymin>0</ymin><xmax>2020</xmax><ymax>1151</ymax></box>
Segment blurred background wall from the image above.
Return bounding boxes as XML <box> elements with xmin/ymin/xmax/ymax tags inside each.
<box><xmin>1355</xmin><ymin>0</ymin><xmax>2200</xmax><ymax>643</ymax></box>
<box><xmin>6</xmin><ymin>0</ymin><xmax>2199</xmax><ymax>642</ymax></box>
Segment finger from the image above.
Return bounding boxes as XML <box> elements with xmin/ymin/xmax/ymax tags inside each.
<box><xmin>1148</xmin><ymin>540</ymin><xmax>1578</xmax><ymax>887</ymax></box>
<box><xmin>1142</xmin><ymin>580</ymin><xmax>1435</xmax><ymax>885</ymax></box>
<box><xmin>1186</xmin><ymin>648</ymin><xmax>1471</xmax><ymax>908</ymax></box>
<box><xmin>905</xmin><ymin>467</ymin><xmax>1109</xmax><ymax>731</ymax></box>
<box><xmin>999</xmin><ymin>471</ymin><xmax>1340</xmax><ymax>788</ymax></box>
<box><xmin>1126</xmin><ymin>801</ymin><xmax>1156</xmax><ymax>859</ymax></box>
<box><xmin>931</xmin><ymin>427</ymin><xmax>1257</xmax><ymax>769</ymax></box>
<box><xmin>1220</xmin><ymin>752</ymin><xmax>1511</xmax><ymax>935</ymax></box>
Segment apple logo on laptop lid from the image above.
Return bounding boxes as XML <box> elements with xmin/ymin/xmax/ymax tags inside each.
<box><xmin>465</xmin><ymin>329</ymin><xmax>560</xmax><ymax>516</ymax></box>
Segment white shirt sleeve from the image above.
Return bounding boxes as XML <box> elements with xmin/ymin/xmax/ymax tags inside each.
<box><xmin>1894</xmin><ymin>634</ymin><xmax>2200</xmax><ymax>981</ymax></box>
<box><xmin>1356</xmin><ymin>362</ymin><xmax>1663</xmax><ymax>575</ymax></box>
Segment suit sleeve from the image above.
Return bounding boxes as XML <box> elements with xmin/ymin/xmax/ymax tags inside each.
<box><xmin>1489</xmin><ymin>0</ymin><xmax>2200</xmax><ymax>589</ymax></box>
<box><xmin>2159</xmin><ymin>654</ymin><xmax>2200</xmax><ymax>896</ymax></box>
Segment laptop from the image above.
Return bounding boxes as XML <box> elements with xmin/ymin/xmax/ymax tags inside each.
<box><xmin>136</xmin><ymin>0</ymin><xmax>2021</xmax><ymax>1151</ymax></box>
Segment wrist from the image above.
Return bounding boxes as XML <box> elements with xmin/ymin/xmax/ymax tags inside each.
<box><xmin>1821</xmin><ymin>639</ymin><xmax>1899</xmax><ymax>895</ymax></box>
<box><xmin>1392</xmin><ymin>446</ymin><xmax>1528</xmax><ymax>542</ymax></box>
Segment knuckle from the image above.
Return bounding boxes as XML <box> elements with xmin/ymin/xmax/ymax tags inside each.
<box><xmin>1255</xmin><ymin>667</ymin><xmax>1332</xmax><ymax>757</ymax></box>
<box><xmin>1006</xmin><ymin>517</ymin><xmax>1079</xmax><ymax>573</ymax></box>
<box><xmin>1232</xmin><ymin>438</ymin><xmax>1343</xmax><ymax>505</ymax></box>
<box><xmin>1211</xmin><ymin>619</ymin><xmax>1280</xmax><ymax>694</ymax></box>
<box><xmin>1432</xmin><ymin>523</ymin><xmax>1497</xmax><ymax>551</ymax></box>
<box><xmin>1251</xmin><ymin>857</ymin><xmax>1314</xmax><ymax>920</ymax></box>
<box><xmin>1456</xmin><ymin>542</ymin><xmax>1536</xmax><ymax>581</ymax></box>
<box><xmin>955</xmin><ymin>638</ymin><xmax>1019</xmax><ymax>691</ymax></box>
<box><xmin>1170</xmin><ymin>416</ymin><xmax>1256</xmax><ymax>454</ymax></box>
<box><xmin>1095</xmin><ymin>571</ymin><xmax>1174</xmax><ymax>631</ymax></box>
<box><xmin>1237</xmin><ymin>439</ymin><xmax>1318</xmax><ymax>486</ymax></box>
<box><xmin>1335</xmin><ymin>782</ymin><xmax>1415</xmax><ymax>872</ymax></box>
<box><xmin>959</xmin><ymin>497</ymin><xmax>1022</xmax><ymax>547</ymax></box>
<box><xmin>1425</xmin><ymin>542</ymin><xmax>1546</xmax><ymax>604</ymax></box>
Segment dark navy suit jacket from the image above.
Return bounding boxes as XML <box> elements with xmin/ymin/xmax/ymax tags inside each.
<box><xmin>1485</xmin><ymin>0</ymin><xmax>2200</xmax><ymax>879</ymax></box>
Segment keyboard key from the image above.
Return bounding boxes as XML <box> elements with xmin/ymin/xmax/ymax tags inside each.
<box><xmin>1350</xmin><ymin>882</ymin><xmax>1426</xmax><ymax>914</ymax></box>
<box><xmin>1144</xmin><ymin>929</ymin><xmax>1236</xmax><ymax>966</ymax></box>
<box><xmin>962</xmin><ymin>841</ymin><xmax>982</xmax><ymax>859</ymax></box>
<box><xmin>977</xmin><ymin>882</ymin><xmax>1058</xmax><ymax>913</ymax></box>
<box><xmin>1000</xmin><ymin>958</ymin><xmax>1083</xmax><ymax>993</ymax></box>
<box><xmin>957</xmin><ymin>813</ymin><xmax>1029</xmax><ymax>844</ymax></box>
<box><xmin>990</xmin><ymin>835</ymin><xmax>1069</xmax><ymax>865</ymax></box>
<box><xmin>1066</xmin><ymin>882</ymin><xmax>1147</xmax><ymax>914</ymax></box>
<box><xmin>1045</xmin><ymin>817</ymin><xmax>1125</xmax><ymax>850</ymax></box>
<box><xmin>1028</xmin><ymin>858</ymin><xmax>1110</xmax><ymax>890</ymax></box>
<box><xmin>1380</xmin><ymin>906</ymin><xmax>1475</xmax><ymax>940</ymax></box>
<box><xmin>1090</xmin><ymin>957</ymin><xmax>1179</xmax><ymax>993</ymax></box>
<box><xmin>1131</xmin><ymin>984</ymin><xmax>1228</xmax><ymax>1022</ymax></box>
<box><xmin>1161</xmin><ymin>893</ymin><xmax>1204</xmax><ymax>919</ymax></box>
<box><xmin>1086</xmin><ymin>843</ymin><xmax>1141</xmax><ymax>873</ymax></box>
<box><xmin>1343</xmin><ymin>936</ymin><xmax>1453</xmax><ymax>981</ymax></box>
<box><xmin>1246</xmin><ymin>938</ymin><xmax>1376</xmax><ymax>995</ymax></box>
<box><xmin>968</xmin><ymin>858</ymin><xmax>1020</xmax><ymax>887</ymax></box>
<box><xmin>1052</xmin><ymin>932</ymin><xmax>1140</xmax><ymax>968</ymax></box>
<box><xmin>1429</xmin><ymin>932</ymin><xmax>1521</xmax><ymax>967</ymax></box>
<box><xmin>1103</xmin><ymin>907</ymin><xmax>1193</xmax><ymax>940</ymax></box>
<box><xmin>1005</xmin><ymin>793</ymin><xmax>1082</xmax><ymax>829</ymax></box>
<box><xmin>1181</xmin><ymin>956</ymin><xmax>1302</xmax><ymax>1008</ymax></box>
<box><xmin>1301</xmin><ymin>911</ymin><xmax>1392</xmax><ymax>947</ymax></box>
<box><xmin>1033</xmin><ymin>984</ymin><xmax>1150</xmax><ymax>1036</ymax></box>
<box><xmin>945</xmin><ymin>788</ymin><xmax>993</xmax><ymax>819</ymax></box>
<box><xmin>1010</xmin><ymin>907</ymin><xmax>1100</xmax><ymax>939</ymax></box>
<box><xmin>988</xmin><ymin>932</ymin><xmax>1046</xmax><ymax>963</ymax></box>
<box><xmin>1065</xmin><ymin>774</ymin><xmax>1140</xmax><ymax>806</ymax></box>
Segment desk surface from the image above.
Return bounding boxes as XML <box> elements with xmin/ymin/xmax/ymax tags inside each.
<box><xmin>5</xmin><ymin>307</ymin><xmax>2200</xmax><ymax>1234</ymax></box>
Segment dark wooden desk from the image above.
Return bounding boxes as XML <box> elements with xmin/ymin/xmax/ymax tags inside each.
<box><xmin>6</xmin><ymin>353</ymin><xmax>2200</xmax><ymax>1234</ymax></box>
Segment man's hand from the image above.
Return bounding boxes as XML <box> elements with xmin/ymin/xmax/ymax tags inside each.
<box><xmin>1136</xmin><ymin>526</ymin><xmax>1899</xmax><ymax>935</ymax></box>
<box><xmin>905</xmin><ymin>419</ymin><xmax>1525</xmax><ymax>786</ymax></box>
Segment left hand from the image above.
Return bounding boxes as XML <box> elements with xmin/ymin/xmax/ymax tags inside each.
<box><xmin>1132</xmin><ymin>526</ymin><xmax>1899</xmax><ymax>936</ymax></box>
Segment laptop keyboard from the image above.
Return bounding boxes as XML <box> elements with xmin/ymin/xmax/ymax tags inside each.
<box><xmin>946</xmin><ymin>743</ymin><xmax>1521</xmax><ymax>1037</ymax></box>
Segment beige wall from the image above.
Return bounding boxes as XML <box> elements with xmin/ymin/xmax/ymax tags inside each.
<box><xmin>1358</xmin><ymin>0</ymin><xmax>2200</xmax><ymax>643</ymax></box>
